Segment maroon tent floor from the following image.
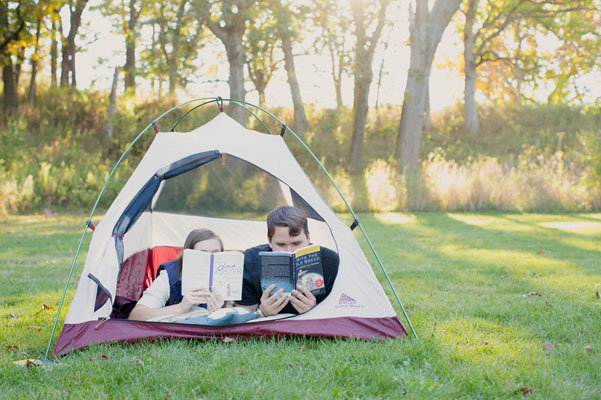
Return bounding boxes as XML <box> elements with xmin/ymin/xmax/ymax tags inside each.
<box><xmin>53</xmin><ymin>316</ymin><xmax>407</xmax><ymax>356</ymax></box>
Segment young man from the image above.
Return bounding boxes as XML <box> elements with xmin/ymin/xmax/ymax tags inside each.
<box><xmin>237</xmin><ymin>206</ymin><xmax>339</xmax><ymax>316</ymax></box>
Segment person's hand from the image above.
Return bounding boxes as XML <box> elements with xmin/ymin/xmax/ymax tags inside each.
<box><xmin>289</xmin><ymin>285</ymin><xmax>316</xmax><ymax>314</ymax></box>
<box><xmin>179</xmin><ymin>288</ymin><xmax>211</xmax><ymax>313</ymax></box>
<box><xmin>206</xmin><ymin>290</ymin><xmax>224</xmax><ymax>312</ymax></box>
<box><xmin>259</xmin><ymin>284</ymin><xmax>289</xmax><ymax>317</ymax></box>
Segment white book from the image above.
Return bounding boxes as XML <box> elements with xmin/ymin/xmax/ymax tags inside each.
<box><xmin>181</xmin><ymin>249</ymin><xmax>244</xmax><ymax>301</ymax></box>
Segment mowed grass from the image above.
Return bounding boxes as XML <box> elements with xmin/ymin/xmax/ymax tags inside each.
<box><xmin>1</xmin><ymin>213</ymin><xmax>600</xmax><ymax>399</ymax></box>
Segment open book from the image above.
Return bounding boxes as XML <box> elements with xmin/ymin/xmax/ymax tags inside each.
<box><xmin>181</xmin><ymin>249</ymin><xmax>244</xmax><ymax>301</ymax></box>
<box><xmin>259</xmin><ymin>244</ymin><xmax>325</xmax><ymax>296</ymax></box>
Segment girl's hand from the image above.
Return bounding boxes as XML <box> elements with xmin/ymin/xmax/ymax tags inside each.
<box><xmin>180</xmin><ymin>288</ymin><xmax>211</xmax><ymax>313</ymax></box>
<box><xmin>206</xmin><ymin>290</ymin><xmax>225</xmax><ymax>312</ymax></box>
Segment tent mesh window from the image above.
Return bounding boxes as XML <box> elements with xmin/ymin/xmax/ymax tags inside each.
<box><xmin>152</xmin><ymin>155</ymin><xmax>287</xmax><ymax>219</ymax></box>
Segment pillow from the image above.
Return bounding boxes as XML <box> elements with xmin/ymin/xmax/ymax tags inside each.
<box><xmin>180</xmin><ymin>307</ymin><xmax>260</xmax><ymax>326</ymax></box>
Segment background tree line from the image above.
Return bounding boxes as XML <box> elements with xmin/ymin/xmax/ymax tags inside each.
<box><xmin>1</xmin><ymin>0</ymin><xmax>600</xmax><ymax>176</ymax></box>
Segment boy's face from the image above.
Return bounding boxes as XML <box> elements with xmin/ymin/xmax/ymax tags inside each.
<box><xmin>269</xmin><ymin>225</ymin><xmax>310</xmax><ymax>253</ymax></box>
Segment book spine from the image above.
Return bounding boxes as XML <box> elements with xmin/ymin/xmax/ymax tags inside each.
<box><xmin>209</xmin><ymin>253</ymin><xmax>214</xmax><ymax>293</ymax></box>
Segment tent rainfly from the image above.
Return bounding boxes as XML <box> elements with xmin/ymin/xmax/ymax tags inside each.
<box><xmin>48</xmin><ymin>100</ymin><xmax>415</xmax><ymax>357</ymax></box>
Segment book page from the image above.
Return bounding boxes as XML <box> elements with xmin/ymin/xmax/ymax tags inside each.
<box><xmin>181</xmin><ymin>249</ymin><xmax>212</xmax><ymax>297</ymax></box>
<box><xmin>210</xmin><ymin>251</ymin><xmax>244</xmax><ymax>301</ymax></box>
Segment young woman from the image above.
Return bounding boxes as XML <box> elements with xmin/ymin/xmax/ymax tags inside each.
<box><xmin>128</xmin><ymin>228</ymin><xmax>226</xmax><ymax>321</ymax></box>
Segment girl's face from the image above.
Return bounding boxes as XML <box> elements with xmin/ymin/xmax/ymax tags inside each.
<box><xmin>193</xmin><ymin>238</ymin><xmax>222</xmax><ymax>253</ymax></box>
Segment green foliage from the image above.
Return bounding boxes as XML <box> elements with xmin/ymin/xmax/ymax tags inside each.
<box><xmin>1</xmin><ymin>89</ymin><xmax>600</xmax><ymax>214</ymax></box>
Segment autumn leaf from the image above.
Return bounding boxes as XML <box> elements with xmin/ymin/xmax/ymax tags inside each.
<box><xmin>544</xmin><ymin>342</ymin><xmax>553</xmax><ymax>355</ymax></box>
<box><xmin>523</xmin><ymin>292</ymin><xmax>542</xmax><ymax>297</ymax></box>
<box><xmin>515</xmin><ymin>387</ymin><xmax>533</xmax><ymax>396</ymax></box>
<box><xmin>133</xmin><ymin>358</ymin><xmax>144</xmax><ymax>367</ymax></box>
<box><xmin>42</xmin><ymin>304</ymin><xmax>55</xmax><ymax>311</ymax></box>
<box><xmin>101</xmin><ymin>354</ymin><xmax>109</xmax><ymax>360</ymax></box>
<box><xmin>596</xmin><ymin>291</ymin><xmax>600</xmax><ymax>299</ymax></box>
<box><xmin>584</xmin><ymin>345</ymin><xmax>594</xmax><ymax>353</ymax></box>
<box><xmin>536</xmin><ymin>251</ymin><xmax>544</xmax><ymax>255</ymax></box>
<box><xmin>286</xmin><ymin>361</ymin><xmax>300</xmax><ymax>367</ymax></box>
<box><xmin>255</xmin><ymin>386</ymin><xmax>263</xmax><ymax>393</ymax></box>
<box><xmin>222</xmin><ymin>337</ymin><xmax>235</xmax><ymax>343</ymax></box>
<box><xmin>4</xmin><ymin>345</ymin><xmax>19</xmax><ymax>350</ymax></box>
<box><xmin>27</xmin><ymin>325</ymin><xmax>41</xmax><ymax>332</ymax></box>
<box><xmin>481</xmin><ymin>341</ymin><xmax>489</xmax><ymax>346</ymax></box>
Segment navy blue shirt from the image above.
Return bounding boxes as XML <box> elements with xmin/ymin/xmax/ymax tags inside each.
<box><xmin>239</xmin><ymin>244</ymin><xmax>339</xmax><ymax>314</ymax></box>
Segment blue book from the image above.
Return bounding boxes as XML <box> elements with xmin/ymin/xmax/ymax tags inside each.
<box><xmin>259</xmin><ymin>244</ymin><xmax>325</xmax><ymax>296</ymax></box>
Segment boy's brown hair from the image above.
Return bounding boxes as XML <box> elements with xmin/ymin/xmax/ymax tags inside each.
<box><xmin>267</xmin><ymin>206</ymin><xmax>308</xmax><ymax>240</ymax></box>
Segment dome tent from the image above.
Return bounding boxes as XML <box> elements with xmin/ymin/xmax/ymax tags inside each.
<box><xmin>46</xmin><ymin>99</ymin><xmax>416</xmax><ymax>357</ymax></box>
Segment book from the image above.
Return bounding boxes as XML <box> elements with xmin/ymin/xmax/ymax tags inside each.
<box><xmin>181</xmin><ymin>249</ymin><xmax>244</xmax><ymax>301</ymax></box>
<box><xmin>259</xmin><ymin>244</ymin><xmax>326</xmax><ymax>297</ymax></box>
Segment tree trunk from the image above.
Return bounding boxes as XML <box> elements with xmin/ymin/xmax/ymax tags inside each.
<box><xmin>2</xmin><ymin>62</ymin><xmax>19</xmax><ymax>117</ymax></box>
<box><xmin>201</xmin><ymin>1</ymin><xmax>252</xmax><ymax>126</ymax></box>
<box><xmin>424</xmin><ymin>79</ymin><xmax>432</xmax><ymax>129</ymax></box>
<box><xmin>105</xmin><ymin>67</ymin><xmax>120</xmax><ymax>139</ymax></box>
<box><xmin>349</xmin><ymin>77</ymin><xmax>371</xmax><ymax>174</ymax></box>
<box><xmin>124</xmin><ymin>0</ymin><xmax>138</xmax><ymax>91</ymax></box>
<box><xmin>50</xmin><ymin>16</ymin><xmax>58</xmax><ymax>88</ymax></box>
<box><xmin>464</xmin><ymin>0</ymin><xmax>480</xmax><ymax>133</ymax></box>
<box><xmin>28</xmin><ymin>20</ymin><xmax>42</xmax><ymax>105</ymax></box>
<box><xmin>329</xmin><ymin>44</ymin><xmax>344</xmax><ymax>109</ymax></box>
<box><xmin>61</xmin><ymin>0</ymin><xmax>88</xmax><ymax>87</ymax></box>
<box><xmin>395</xmin><ymin>0</ymin><xmax>461</xmax><ymax>172</ymax></box>
<box><xmin>348</xmin><ymin>0</ymin><xmax>388</xmax><ymax>175</ymax></box>
<box><xmin>168</xmin><ymin>0</ymin><xmax>188</xmax><ymax>95</ymax></box>
<box><xmin>223</xmin><ymin>38</ymin><xmax>246</xmax><ymax>125</ymax></box>
<box><xmin>281</xmin><ymin>34</ymin><xmax>308</xmax><ymax>135</ymax></box>
<box><xmin>395</xmin><ymin>49</ymin><xmax>429</xmax><ymax>173</ymax></box>
<box><xmin>14</xmin><ymin>45</ymin><xmax>25</xmax><ymax>87</ymax></box>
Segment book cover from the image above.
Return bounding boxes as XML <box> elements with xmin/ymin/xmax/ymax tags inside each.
<box><xmin>259</xmin><ymin>251</ymin><xmax>295</xmax><ymax>295</ymax></box>
<box><xmin>259</xmin><ymin>244</ymin><xmax>325</xmax><ymax>297</ymax></box>
<box><xmin>182</xmin><ymin>249</ymin><xmax>244</xmax><ymax>301</ymax></box>
<box><xmin>294</xmin><ymin>244</ymin><xmax>326</xmax><ymax>296</ymax></box>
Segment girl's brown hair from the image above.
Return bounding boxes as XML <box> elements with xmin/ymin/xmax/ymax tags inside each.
<box><xmin>176</xmin><ymin>228</ymin><xmax>224</xmax><ymax>276</ymax></box>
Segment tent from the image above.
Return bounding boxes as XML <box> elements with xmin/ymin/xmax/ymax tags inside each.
<box><xmin>47</xmin><ymin>99</ymin><xmax>416</xmax><ymax>357</ymax></box>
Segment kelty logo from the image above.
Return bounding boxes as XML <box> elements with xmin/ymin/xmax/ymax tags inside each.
<box><xmin>335</xmin><ymin>293</ymin><xmax>363</xmax><ymax>308</ymax></box>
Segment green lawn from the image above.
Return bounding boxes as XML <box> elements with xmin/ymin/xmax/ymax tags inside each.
<box><xmin>1</xmin><ymin>213</ymin><xmax>600</xmax><ymax>399</ymax></box>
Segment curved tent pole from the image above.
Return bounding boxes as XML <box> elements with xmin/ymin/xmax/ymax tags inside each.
<box><xmin>45</xmin><ymin>98</ymin><xmax>417</xmax><ymax>359</ymax></box>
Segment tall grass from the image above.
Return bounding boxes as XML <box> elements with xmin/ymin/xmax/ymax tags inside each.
<box><xmin>1</xmin><ymin>89</ymin><xmax>600</xmax><ymax>213</ymax></box>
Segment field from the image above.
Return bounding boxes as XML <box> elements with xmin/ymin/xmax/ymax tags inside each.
<box><xmin>1</xmin><ymin>212</ymin><xmax>600</xmax><ymax>398</ymax></box>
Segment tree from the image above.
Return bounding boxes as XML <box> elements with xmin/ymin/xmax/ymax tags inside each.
<box><xmin>348</xmin><ymin>0</ymin><xmax>389</xmax><ymax>175</ymax></box>
<box><xmin>1</xmin><ymin>0</ymin><xmax>40</xmax><ymax>116</ymax></box>
<box><xmin>461</xmin><ymin>0</ymin><xmax>598</xmax><ymax>131</ymax></box>
<box><xmin>245</xmin><ymin>8</ymin><xmax>280</xmax><ymax>108</ymax></box>
<box><xmin>60</xmin><ymin>0</ymin><xmax>88</xmax><ymax>87</ymax></box>
<box><xmin>312</xmin><ymin>0</ymin><xmax>351</xmax><ymax>109</ymax></box>
<box><xmin>273</xmin><ymin>0</ymin><xmax>308</xmax><ymax>134</ymax></box>
<box><xmin>394</xmin><ymin>0</ymin><xmax>461</xmax><ymax>173</ymax></box>
<box><xmin>197</xmin><ymin>0</ymin><xmax>256</xmax><ymax>126</ymax></box>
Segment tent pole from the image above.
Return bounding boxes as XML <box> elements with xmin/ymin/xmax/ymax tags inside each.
<box><xmin>44</xmin><ymin>226</ymin><xmax>88</xmax><ymax>360</ymax></box>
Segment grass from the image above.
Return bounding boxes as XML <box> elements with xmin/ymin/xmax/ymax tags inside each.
<box><xmin>1</xmin><ymin>212</ymin><xmax>600</xmax><ymax>398</ymax></box>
